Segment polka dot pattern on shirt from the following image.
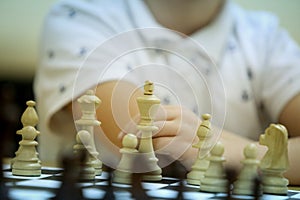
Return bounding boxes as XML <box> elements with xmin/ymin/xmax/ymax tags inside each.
<box><xmin>227</xmin><ymin>42</ymin><xmax>236</xmax><ymax>51</ymax></box>
<box><xmin>78</xmin><ymin>47</ymin><xmax>88</xmax><ymax>57</ymax></box>
<box><xmin>59</xmin><ymin>84</ymin><xmax>66</xmax><ymax>93</ymax></box>
<box><xmin>126</xmin><ymin>64</ymin><xmax>133</xmax><ymax>71</ymax></box>
<box><xmin>48</xmin><ymin>50</ymin><xmax>55</xmax><ymax>59</ymax></box>
<box><xmin>241</xmin><ymin>90</ymin><xmax>250</xmax><ymax>102</ymax></box>
<box><xmin>247</xmin><ymin>67</ymin><xmax>253</xmax><ymax>80</ymax></box>
<box><xmin>68</xmin><ymin>8</ymin><xmax>77</xmax><ymax>18</ymax></box>
<box><xmin>163</xmin><ymin>96</ymin><xmax>171</xmax><ymax>105</ymax></box>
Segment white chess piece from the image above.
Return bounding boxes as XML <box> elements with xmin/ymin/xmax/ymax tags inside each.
<box><xmin>12</xmin><ymin>101</ymin><xmax>41</xmax><ymax>176</ymax></box>
<box><xmin>76</xmin><ymin>90</ymin><xmax>102</xmax><ymax>175</ymax></box>
<box><xmin>113</xmin><ymin>133</ymin><xmax>138</xmax><ymax>184</ymax></box>
<box><xmin>136</xmin><ymin>81</ymin><xmax>162</xmax><ymax>181</ymax></box>
<box><xmin>73</xmin><ymin>130</ymin><xmax>96</xmax><ymax>180</ymax></box>
<box><xmin>12</xmin><ymin>100</ymin><xmax>41</xmax><ymax>166</ymax></box>
<box><xmin>200</xmin><ymin>141</ymin><xmax>227</xmax><ymax>193</ymax></box>
<box><xmin>259</xmin><ymin>124</ymin><xmax>289</xmax><ymax>195</ymax></box>
<box><xmin>233</xmin><ymin>143</ymin><xmax>260</xmax><ymax>195</ymax></box>
<box><xmin>187</xmin><ymin>114</ymin><xmax>212</xmax><ymax>185</ymax></box>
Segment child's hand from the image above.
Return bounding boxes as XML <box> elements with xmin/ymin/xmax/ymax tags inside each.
<box><xmin>152</xmin><ymin>105</ymin><xmax>200</xmax><ymax>170</ymax></box>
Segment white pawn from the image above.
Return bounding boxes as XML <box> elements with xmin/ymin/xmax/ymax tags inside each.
<box><xmin>113</xmin><ymin>133</ymin><xmax>138</xmax><ymax>184</ymax></box>
<box><xmin>73</xmin><ymin>130</ymin><xmax>96</xmax><ymax>180</ymax></box>
<box><xmin>12</xmin><ymin>101</ymin><xmax>41</xmax><ymax>176</ymax></box>
<box><xmin>187</xmin><ymin>114</ymin><xmax>212</xmax><ymax>185</ymax></box>
<box><xmin>233</xmin><ymin>143</ymin><xmax>260</xmax><ymax>195</ymax></box>
<box><xmin>200</xmin><ymin>141</ymin><xmax>227</xmax><ymax>193</ymax></box>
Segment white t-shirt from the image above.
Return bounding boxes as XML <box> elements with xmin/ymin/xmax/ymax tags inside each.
<box><xmin>34</xmin><ymin>0</ymin><xmax>300</xmax><ymax>163</ymax></box>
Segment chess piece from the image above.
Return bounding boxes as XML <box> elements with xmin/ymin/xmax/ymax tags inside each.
<box><xmin>131</xmin><ymin>172</ymin><xmax>150</xmax><ymax>200</ymax></box>
<box><xmin>233</xmin><ymin>143</ymin><xmax>261</xmax><ymax>195</ymax></box>
<box><xmin>200</xmin><ymin>141</ymin><xmax>227</xmax><ymax>193</ymax></box>
<box><xmin>259</xmin><ymin>124</ymin><xmax>289</xmax><ymax>195</ymax></box>
<box><xmin>11</xmin><ymin>100</ymin><xmax>40</xmax><ymax>167</ymax></box>
<box><xmin>73</xmin><ymin>130</ymin><xmax>96</xmax><ymax>180</ymax></box>
<box><xmin>225</xmin><ymin>167</ymin><xmax>238</xmax><ymax>200</ymax></box>
<box><xmin>253</xmin><ymin>175</ymin><xmax>262</xmax><ymax>200</ymax></box>
<box><xmin>0</xmin><ymin>128</ymin><xmax>9</xmax><ymax>200</ymax></box>
<box><xmin>170</xmin><ymin>161</ymin><xmax>186</xmax><ymax>200</ymax></box>
<box><xmin>75</xmin><ymin>90</ymin><xmax>102</xmax><ymax>175</ymax></box>
<box><xmin>103</xmin><ymin>167</ymin><xmax>115</xmax><ymax>200</ymax></box>
<box><xmin>0</xmin><ymin>166</ymin><xmax>9</xmax><ymax>200</ymax></box>
<box><xmin>12</xmin><ymin>101</ymin><xmax>41</xmax><ymax>176</ymax></box>
<box><xmin>54</xmin><ymin>151</ymin><xmax>83</xmax><ymax>200</ymax></box>
<box><xmin>187</xmin><ymin>113</ymin><xmax>212</xmax><ymax>185</ymax></box>
<box><xmin>136</xmin><ymin>81</ymin><xmax>162</xmax><ymax>181</ymax></box>
<box><xmin>113</xmin><ymin>133</ymin><xmax>138</xmax><ymax>184</ymax></box>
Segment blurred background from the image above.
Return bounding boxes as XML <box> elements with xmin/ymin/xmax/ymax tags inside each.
<box><xmin>0</xmin><ymin>0</ymin><xmax>299</xmax><ymax>157</ymax></box>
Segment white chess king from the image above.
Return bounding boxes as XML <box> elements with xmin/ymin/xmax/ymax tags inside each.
<box><xmin>136</xmin><ymin>80</ymin><xmax>162</xmax><ymax>181</ymax></box>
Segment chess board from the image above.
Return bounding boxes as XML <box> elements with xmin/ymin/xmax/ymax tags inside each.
<box><xmin>2</xmin><ymin>164</ymin><xmax>300</xmax><ymax>200</ymax></box>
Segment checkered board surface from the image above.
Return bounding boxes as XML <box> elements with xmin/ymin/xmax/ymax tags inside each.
<box><xmin>2</xmin><ymin>165</ymin><xmax>300</xmax><ymax>200</ymax></box>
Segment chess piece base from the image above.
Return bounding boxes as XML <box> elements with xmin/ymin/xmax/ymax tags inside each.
<box><xmin>262</xmin><ymin>178</ymin><xmax>289</xmax><ymax>195</ymax></box>
<box><xmin>262</xmin><ymin>170</ymin><xmax>289</xmax><ymax>195</ymax></box>
<box><xmin>186</xmin><ymin>168</ymin><xmax>207</xmax><ymax>186</ymax></box>
<box><xmin>80</xmin><ymin>167</ymin><xmax>96</xmax><ymax>180</ymax></box>
<box><xmin>142</xmin><ymin>168</ymin><xmax>162</xmax><ymax>181</ymax></box>
<box><xmin>113</xmin><ymin>170</ymin><xmax>132</xmax><ymax>184</ymax></box>
<box><xmin>186</xmin><ymin>178</ymin><xmax>201</xmax><ymax>186</ymax></box>
<box><xmin>262</xmin><ymin>185</ymin><xmax>288</xmax><ymax>195</ymax></box>
<box><xmin>142</xmin><ymin>173</ymin><xmax>162</xmax><ymax>182</ymax></box>
<box><xmin>233</xmin><ymin>183</ymin><xmax>261</xmax><ymax>196</ymax></box>
<box><xmin>12</xmin><ymin>169</ymin><xmax>41</xmax><ymax>176</ymax></box>
<box><xmin>200</xmin><ymin>178</ymin><xmax>227</xmax><ymax>193</ymax></box>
